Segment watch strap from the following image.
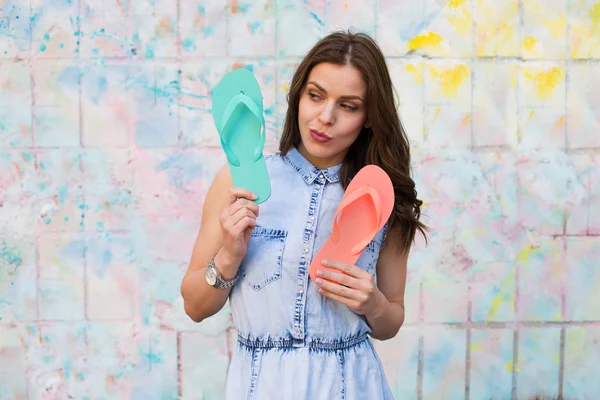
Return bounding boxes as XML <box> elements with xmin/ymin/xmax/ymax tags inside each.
<box><xmin>208</xmin><ymin>256</ymin><xmax>240</xmax><ymax>289</ymax></box>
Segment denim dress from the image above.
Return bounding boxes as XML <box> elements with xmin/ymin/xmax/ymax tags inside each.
<box><xmin>226</xmin><ymin>147</ymin><xmax>394</xmax><ymax>399</ymax></box>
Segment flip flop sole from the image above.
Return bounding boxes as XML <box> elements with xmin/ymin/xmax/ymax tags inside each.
<box><xmin>309</xmin><ymin>165</ymin><xmax>395</xmax><ymax>283</ymax></box>
<box><xmin>211</xmin><ymin>68</ymin><xmax>271</xmax><ymax>203</ymax></box>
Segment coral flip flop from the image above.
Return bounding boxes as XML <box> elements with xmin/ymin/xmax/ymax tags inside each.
<box><xmin>211</xmin><ymin>68</ymin><xmax>271</xmax><ymax>203</ymax></box>
<box><xmin>309</xmin><ymin>165</ymin><xmax>395</xmax><ymax>283</ymax></box>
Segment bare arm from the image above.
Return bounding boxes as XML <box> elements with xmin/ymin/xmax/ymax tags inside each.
<box><xmin>180</xmin><ymin>165</ymin><xmax>258</xmax><ymax>323</ymax></box>
<box><xmin>365</xmin><ymin>229</ymin><xmax>408</xmax><ymax>340</ymax></box>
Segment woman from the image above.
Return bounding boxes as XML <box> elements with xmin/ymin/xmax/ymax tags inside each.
<box><xmin>180</xmin><ymin>30</ymin><xmax>427</xmax><ymax>399</ymax></box>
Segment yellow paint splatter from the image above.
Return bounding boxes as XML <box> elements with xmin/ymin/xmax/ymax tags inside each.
<box><xmin>446</xmin><ymin>0</ymin><xmax>472</xmax><ymax>37</ymax></box>
<box><xmin>470</xmin><ymin>342</ymin><xmax>482</xmax><ymax>351</ymax></box>
<box><xmin>517</xmin><ymin>244</ymin><xmax>540</xmax><ymax>263</ymax></box>
<box><xmin>553</xmin><ymin>353</ymin><xmax>560</xmax><ymax>365</ymax></box>
<box><xmin>506</xmin><ymin>360</ymin><xmax>520</xmax><ymax>373</ymax></box>
<box><xmin>462</xmin><ymin>114</ymin><xmax>471</xmax><ymax>125</ymax></box>
<box><xmin>523</xmin><ymin>67</ymin><xmax>565</xmax><ymax>99</ymax></box>
<box><xmin>428</xmin><ymin>65</ymin><xmax>470</xmax><ymax>97</ymax></box>
<box><xmin>543</xmin><ymin>16</ymin><xmax>567</xmax><ymax>38</ymax></box>
<box><xmin>589</xmin><ymin>2</ymin><xmax>600</xmax><ymax>25</ymax></box>
<box><xmin>495</xmin><ymin>24</ymin><xmax>516</xmax><ymax>50</ymax></box>
<box><xmin>447</xmin><ymin>13</ymin><xmax>472</xmax><ymax>37</ymax></box>
<box><xmin>344</xmin><ymin>3</ymin><xmax>349</xmax><ymax>9</ymax></box>
<box><xmin>408</xmin><ymin>32</ymin><xmax>443</xmax><ymax>51</ymax></box>
<box><xmin>404</xmin><ymin>64</ymin><xmax>423</xmax><ymax>84</ymax></box>
<box><xmin>488</xmin><ymin>286</ymin><xmax>513</xmax><ymax>319</ymax></box>
<box><xmin>523</xmin><ymin>36</ymin><xmax>537</xmax><ymax>52</ymax></box>
<box><xmin>556</xmin><ymin>116</ymin><xmax>565</xmax><ymax>129</ymax></box>
<box><xmin>448</xmin><ymin>0</ymin><xmax>465</xmax><ymax>7</ymax></box>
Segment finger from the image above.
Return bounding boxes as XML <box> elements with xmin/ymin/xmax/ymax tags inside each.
<box><xmin>229</xmin><ymin>198</ymin><xmax>259</xmax><ymax>217</ymax></box>
<box><xmin>232</xmin><ymin>216</ymin><xmax>257</xmax><ymax>236</ymax></box>
<box><xmin>318</xmin><ymin>288</ymin><xmax>357</xmax><ymax>309</ymax></box>
<box><xmin>317</xmin><ymin>269</ymin><xmax>361</xmax><ymax>288</ymax></box>
<box><xmin>321</xmin><ymin>259</ymin><xmax>368</xmax><ymax>279</ymax></box>
<box><xmin>229</xmin><ymin>207</ymin><xmax>257</xmax><ymax>226</ymax></box>
<box><xmin>225</xmin><ymin>187</ymin><xmax>257</xmax><ymax>206</ymax></box>
<box><xmin>315</xmin><ymin>277</ymin><xmax>361</xmax><ymax>300</ymax></box>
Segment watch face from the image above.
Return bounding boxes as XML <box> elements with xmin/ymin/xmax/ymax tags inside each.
<box><xmin>206</xmin><ymin>267</ymin><xmax>218</xmax><ymax>286</ymax></box>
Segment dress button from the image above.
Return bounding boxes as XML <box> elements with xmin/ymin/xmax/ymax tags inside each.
<box><xmin>310</xmin><ymin>216</ymin><xmax>315</xmax><ymax>221</ymax></box>
<box><xmin>295</xmin><ymin>329</ymin><xmax>301</xmax><ymax>335</ymax></box>
<box><xmin>320</xmin><ymin>174</ymin><xmax>325</xmax><ymax>179</ymax></box>
<box><xmin>304</xmin><ymin>248</ymin><xmax>309</xmax><ymax>253</ymax></box>
<box><xmin>299</xmin><ymin>288</ymin><xmax>304</xmax><ymax>294</ymax></box>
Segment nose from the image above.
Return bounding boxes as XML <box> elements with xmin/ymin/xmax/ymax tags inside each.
<box><xmin>318</xmin><ymin>102</ymin><xmax>335</xmax><ymax>125</ymax></box>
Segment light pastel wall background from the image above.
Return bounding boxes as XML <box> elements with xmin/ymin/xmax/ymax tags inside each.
<box><xmin>0</xmin><ymin>0</ymin><xmax>599</xmax><ymax>399</ymax></box>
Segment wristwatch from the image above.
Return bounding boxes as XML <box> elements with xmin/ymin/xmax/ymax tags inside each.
<box><xmin>205</xmin><ymin>255</ymin><xmax>240</xmax><ymax>289</ymax></box>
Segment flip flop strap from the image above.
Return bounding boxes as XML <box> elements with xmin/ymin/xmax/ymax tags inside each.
<box><xmin>218</xmin><ymin>92</ymin><xmax>266</xmax><ymax>167</ymax></box>
<box><xmin>331</xmin><ymin>186</ymin><xmax>382</xmax><ymax>255</ymax></box>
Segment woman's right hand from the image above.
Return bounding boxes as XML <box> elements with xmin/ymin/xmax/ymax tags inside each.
<box><xmin>218</xmin><ymin>187</ymin><xmax>259</xmax><ymax>265</ymax></box>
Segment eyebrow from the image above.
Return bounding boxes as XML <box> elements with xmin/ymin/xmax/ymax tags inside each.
<box><xmin>307</xmin><ymin>81</ymin><xmax>364</xmax><ymax>102</ymax></box>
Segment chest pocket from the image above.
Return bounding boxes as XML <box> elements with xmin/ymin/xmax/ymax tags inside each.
<box><xmin>240</xmin><ymin>227</ymin><xmax>288</xmax><ymax>291</ymax></box>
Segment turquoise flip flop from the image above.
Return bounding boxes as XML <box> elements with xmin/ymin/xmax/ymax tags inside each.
<box><xmin>211</xmin><ymin>68</ymin><xmax>271</xmax><ymax>203</ymax></box>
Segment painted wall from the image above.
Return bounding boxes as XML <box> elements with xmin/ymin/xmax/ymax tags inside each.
<box><xmin>1</xmin><ymin>0</ymin><xmax>599</xmax><ymax>399</ymax></box>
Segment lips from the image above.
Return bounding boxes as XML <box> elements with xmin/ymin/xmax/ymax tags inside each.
<box><xmin>309</xmin><ymin>129</ymin><xmax>331</xmax><ymax>143</ymax></box>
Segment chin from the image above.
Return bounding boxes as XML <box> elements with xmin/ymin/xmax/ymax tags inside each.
<box><xmin>302</xmin><ymin>139</ymin><xmax>335</xmax><ymax>157</ymax></box>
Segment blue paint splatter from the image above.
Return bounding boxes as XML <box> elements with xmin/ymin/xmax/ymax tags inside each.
<box><xmin>309</xmin><ymin>11</ymin><xmax>323</xmax><ymax>27</ymax></box>
<box><xmin>63</xmin><ymin>359</ymin><xmax>73</xmax><ymax>378</ymax></box>
<box><xmin>156</xmin><ymin>152</ymin><xmax>204</xmax><ymax>190</ymax></box>
<box><xmin>0</xmin><ymin>243</ymin><xmax>22</xmax><ymax>268</ymax></box>
<box><xmin>57</xmin><ymin>186</ymin><xmax>68</xmax><ymax>205</ymax></box>
<box><xmin>101</xmin><ymin>249</ymin><xmax>112</xmax><ymax>267</ymax></box>
<box><xmin>57</xmin><ymin>66</ymin><xmax>80</xmax><ymax>88</ymax></box>
<box><xmin>143</xmin><ymin>350</ymin><xmax>164</xmax><ymax>364</ymax></box>
<box><xmin>181</xmin><ymin>38</ymin><xmax>194</xmax><ymax>52</ymax></box>
<box><xmin>203</xmin><ymin>26</ymin><xmax>214</xmax><ymax>38</ymax></box>
<box><xmin>249</xmin><ymin>21</ymin><xmax>261</xmax><ymax>34</ymax></box>
<box><xmin>144</xmin><ymin>46</ymin><xmax>155</xmax><ymax>59</ymax></box>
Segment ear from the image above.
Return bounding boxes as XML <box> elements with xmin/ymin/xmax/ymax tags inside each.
<box><xmin>364</xmin><ymin>119</ymin><xmax>370</xmax><ymax>129</ymax></box>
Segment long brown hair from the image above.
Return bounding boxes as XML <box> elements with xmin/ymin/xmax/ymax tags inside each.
<box><xmin>279</xmin><ymin>30</ymin><xmax>428</xmax><ymax>252</ymax></box>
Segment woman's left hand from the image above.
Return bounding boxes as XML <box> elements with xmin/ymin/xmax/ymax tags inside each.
<box><xmin>314</xmin><ymin>259</ymin><xmax>387</xmax><ymax>317</ymax></box>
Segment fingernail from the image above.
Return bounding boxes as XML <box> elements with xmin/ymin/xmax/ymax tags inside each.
<box><xmin>317</xmin><ymin>270</ymin><xmax>324</xmax><ymax>276</ymax></box>
<box><xmin>252</xmin><ymin>193</ymin><xmax>257</xmax><ymax>199</ymax></box>
<box><xmin>322</xmin><ymin>260</ymin><xmax>329</xmax><ymax>266</ymax></box>
<box><xmin>315</xmin><ymin>278</ymin><xmax>323</xmax><ymax>284</ymax></box>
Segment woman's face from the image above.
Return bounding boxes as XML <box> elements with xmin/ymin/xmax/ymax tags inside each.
<box><xmin>297</xmin><ymin>62</ymin><xmax>368</xmax><ymax>169</ymax></box>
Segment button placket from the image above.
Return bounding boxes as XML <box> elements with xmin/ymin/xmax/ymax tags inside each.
<box><xmin>293</xmin><ymin>172</ymin><xmax>327</xmax><ymax>339</ymax></box>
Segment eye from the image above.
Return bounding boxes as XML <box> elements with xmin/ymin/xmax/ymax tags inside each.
<box><xmin>341</xmin><ymin>103</ymin><xmax>357</xmax><ymax>112</ymax></box>
<box><xmin>308</xmin><ymin>91</ymin><xmax>321</xmax><ymax>101</ymax></box>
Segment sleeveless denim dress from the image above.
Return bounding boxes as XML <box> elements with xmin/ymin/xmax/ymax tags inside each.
<box><xmin>226</xmin><ymin>147</ymin><xmax>394</xmax><ymax>399</ymax></box>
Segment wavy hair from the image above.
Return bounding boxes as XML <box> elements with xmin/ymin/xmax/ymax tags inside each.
<box><xmin>279</xmin><ymin>30</ymin><xmax>428</xmax><ymax>252</ymax></box>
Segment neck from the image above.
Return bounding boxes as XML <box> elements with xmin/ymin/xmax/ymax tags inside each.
<box><xmin>297</xmin><ymin>143</ymin><xmax>345</xmax><ymax>170</ymax></box>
